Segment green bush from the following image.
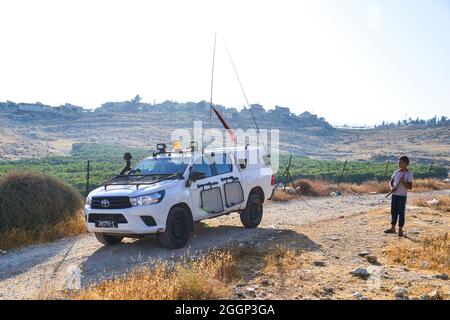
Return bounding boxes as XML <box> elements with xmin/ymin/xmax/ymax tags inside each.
<box><xmin>0</xmin><ymin>172</ymin><xmax>83</xmax><ymax>233</ymax></box>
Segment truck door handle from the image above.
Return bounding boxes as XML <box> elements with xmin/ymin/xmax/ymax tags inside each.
<box><xmin>197</xmin><ymin>181</ymin><xmax>219</xmax><ymax>189</ymax></box>
<box><xmin>221</xmin><ymin>176</ymin><xmax>239</xmax><ymax>182</ymax></box>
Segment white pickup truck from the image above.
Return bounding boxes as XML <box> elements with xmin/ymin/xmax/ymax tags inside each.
<box><xmin>84</xmin><ymin>144</ymin><xmax>274</xmax><ymax>249</ymax></box>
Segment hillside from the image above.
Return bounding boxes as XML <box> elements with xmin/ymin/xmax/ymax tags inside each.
<box><xmin>0</xmin><ymin>98</ymin><xmax>449</xmax><ymax>167</ymax></box>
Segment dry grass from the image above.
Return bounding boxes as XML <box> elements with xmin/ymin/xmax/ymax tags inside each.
<box><xmin>412</xmin><ymin>179</ymin><xmax>450</xmax><ymax>192</ymax></box>
<box><xmin>408</xmin><ymin>284</ymin><xmax>447</xmax><ymax>300</ymax></box>
<box><xmin>272</xmin><ymin>178</ymin><xmax>449</xmax><ymax>202</ymax></box>
<box><xmin>262</xmin><ymin>245</ymin><xmax>302</xmax><ymax>274</ymax></box>
<box><xmin>271</xmin><ymin>189</ymin><xmax>298</xmax><ymax>202</ymax></box>
<box><xmin>64</xmin><ymin>245</ymin><xmax>301</xmax><ymax>300</ymax></box>
<box><xmin>412</xmin><ymin>195</ymin><xmax>450</xmax><ymax>212</ymax></box>
<box><xmin>384</xmin><ymin>232</ymin><xmax>450</xmax><ymax>274</ymax></box>
<box><xmin>71</xmin><ymin>249</ymin><xmax>240</xmax><ymax>300</ymax></box>
<box><xmin>344</xmin><ymin>181</ymin><xmax>391</xmax><ymax>194</ymax></box>
<box><xmin>0</xmin><ymin>211</ymin><xmax>86</xmax><ymax>250</ymax></box>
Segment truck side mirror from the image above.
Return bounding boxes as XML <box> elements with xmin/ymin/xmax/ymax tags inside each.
<box><xmin>189</xmin><ymin>171</ymin><xmax>206</xmax><ymax>182</ymax></box>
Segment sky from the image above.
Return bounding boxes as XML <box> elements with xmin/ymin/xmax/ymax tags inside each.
<box><xmin>0</xmin><ymin>0</ymin><xmax>449</xmax><ymax>126</ymax></box>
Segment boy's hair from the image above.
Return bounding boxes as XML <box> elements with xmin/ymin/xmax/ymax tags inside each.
<box><xmin>399</xmin><ymin>156</ymin><xmax>410</xmax><ymax>165</ymax></box>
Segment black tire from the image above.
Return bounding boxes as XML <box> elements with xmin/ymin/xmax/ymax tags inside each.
<box><xmin>158</xmin><ymin>206</ymin><xmax>192</xmax><ymax>249</ymax></box>
<box><xmin>240</xmin><ymin>193</ymin><xmax>263</xmax><ymax>228</ymax></box>
<box><xmin>95</xmin><ymin>233</ymin><xmax>123</xmax><ymax>245</ymax></box>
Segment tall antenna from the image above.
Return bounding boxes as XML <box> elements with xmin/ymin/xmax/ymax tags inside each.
<box><xmin>209</xmin><ymin>33</ymin><xmax>217</xmax><ymax>133</ymax></box>
<box><xmin>222</xmin><ymin>37</ymin><xmax>268</xmax><ymax>155</ymax></box>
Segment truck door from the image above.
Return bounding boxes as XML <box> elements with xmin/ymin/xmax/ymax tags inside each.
<box><xmin>213</xmin><ymin>152</ymin><xmax>244</xmax><ymax>212</ymax></box>
<box><xmin>189</xmin><ymin>154</ymin><xmax>225</xmax><ymax>221</ymax></box>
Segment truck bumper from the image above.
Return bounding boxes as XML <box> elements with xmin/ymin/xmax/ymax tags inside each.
<box><xmin>84</xmin><ymin>203</ymin><xmax>168</xmax><ymax>235</ymax></box>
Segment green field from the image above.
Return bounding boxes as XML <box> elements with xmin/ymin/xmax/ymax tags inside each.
<box><xmin>0</xmin><ymin>143</ymin><xmax>447</xmax><ymax>196</ymax></box>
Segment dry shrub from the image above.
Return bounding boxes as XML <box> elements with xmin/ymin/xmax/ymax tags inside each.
<box><xmin>385</xmin><ymin>232</ymin><xmax>450</xmax><ymax>274</ymax></box>
<box><xmin>68</xmin><ymin>245</ymin><xmax>303</xmax><ymax>300</ymax></box>
<box><xmin>72</xmin><ymin>249</ymin><xmax>240</xmax><ymax>300</ymax></box>
<box><xmin>262</xmin><ymin>245</ymin><xmax>301</xmax><ymax>274</ymax></box>
<box><xmin>0</xmin><ymin>171</ymin><xmax>84</xmax><ymax>250</ymax></box>
<box><xmin>412</xmin><ymin>195</ymin><xmax>450</xmax><ymax>212</ymax></box>
<box><xmin>408</xmin><ymin>285</ymin><xmax>448</xmax><ymax>300</ymax></box>
<box><xmin>271</xmin><ymin>189</ymin><xmax>298</xmax><ymax>202</ymax></box>
<box><xmin>0</xmin><ymin>212</ymin><xmax>86</xmax><ymax>250</ymax></box>
<box><xmin>346</xmin><ymin>181</ymin><xmax>391</xmax><ymax>194</ymax></box>
<box><xmin>413</xmin><ymin>179</ymin><xmax>450</xmax><ymax>192</ymax></box>
<box><xmin>294</xmin><ymin>180</ymin><xmax>333</xmax><ymax>196</ymax></box>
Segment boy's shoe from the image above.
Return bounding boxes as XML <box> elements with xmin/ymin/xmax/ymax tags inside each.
<box><xmin>398</xmin><ymin>230</ymin><xmax>404</xmax><ymax>237</ymax></box>
<box><xmin>384</xmin><ymin>229</ymin><xmax>396</xmax><ymax>234</ymax></box>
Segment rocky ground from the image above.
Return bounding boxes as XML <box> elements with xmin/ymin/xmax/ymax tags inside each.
<box><xmin>0</xmin><ymin>190</ymin><xmax>448</xmax><ymax>300</ymax></box>
<box><xmin>228</xmin><ymin>203</ymin><xmax>450</xmax><ymax>300</ymax></box>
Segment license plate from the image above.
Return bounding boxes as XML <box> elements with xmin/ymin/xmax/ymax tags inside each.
<box><xmin>95</xmin><ymin>220</ymin><xmax>118</xmax><ymax>228</ymax></box>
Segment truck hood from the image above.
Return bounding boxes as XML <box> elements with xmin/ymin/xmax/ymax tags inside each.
<box><xmin>88</xmin><ymin>179</ymin><xmax>179</xmax><ymax>198</ymax></box>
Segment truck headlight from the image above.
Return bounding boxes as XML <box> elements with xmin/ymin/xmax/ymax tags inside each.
<box><xmin>130</xmin><ymin>190</ymin><xmax>165</xmax><ymax>207</ymax></box>
<box><xmin>86</xmin><ymin>195</ymin><xmax>92</xmax><ymax>207</ymax></box>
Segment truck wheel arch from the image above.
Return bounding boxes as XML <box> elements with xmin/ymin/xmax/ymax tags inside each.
<box><xmin>249</xmin><ymin>186</ymin><xmax>265</xmax><ymax>202</ymax></box>
<box><xmin>170</xmin><ymin>202</ymin><xmax>194</xmax><ymax>231</ymax></box>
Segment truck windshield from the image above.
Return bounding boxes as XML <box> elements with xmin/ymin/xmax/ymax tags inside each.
<box><xmin>130</xmin><ymin>157</ymin><xmax>189</xmax><ymax>176</ymax></box>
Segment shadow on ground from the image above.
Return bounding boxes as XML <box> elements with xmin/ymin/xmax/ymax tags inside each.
<box><xmin>80</xmin><ymin>224</ymin><xmax>319</xmax><ymax>288</ymax></box>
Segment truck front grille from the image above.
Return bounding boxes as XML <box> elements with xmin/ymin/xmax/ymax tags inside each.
<box><xmin>91</xmin><ymin>196</ymin><xmax>131</xmax><ymax>209</ymax></box>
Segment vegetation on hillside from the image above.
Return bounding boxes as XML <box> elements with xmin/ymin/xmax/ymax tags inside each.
<box><xmin>0</xmin><ymin>143</ymin><xmax>447</xmax><ymax>196</ymax></box>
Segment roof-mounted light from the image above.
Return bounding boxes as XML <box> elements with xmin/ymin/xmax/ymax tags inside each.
<box><xmin>156</xmin><ymin>143</ymin><xmax>167</xmax><ymax>154</ymax></box>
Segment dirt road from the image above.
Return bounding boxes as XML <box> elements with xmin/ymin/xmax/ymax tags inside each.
<box><xmin>0</xmin><ymin>190</ymin><xmax>448</xmax><ymax>299</ymax></box>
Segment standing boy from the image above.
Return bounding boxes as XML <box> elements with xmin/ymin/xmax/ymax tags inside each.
<box><xmin>385</xmin><ymin>156</ymin><xmax>413</xmax><ymax>237</ymax></box>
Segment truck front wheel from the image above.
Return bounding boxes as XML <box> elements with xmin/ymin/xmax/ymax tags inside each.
<box><xmin>158</xmin><ymin>206</ymin><xmax>192</xmax><ymax>249</ymax></box>
<box><xmin>95</xmin><ymin>233</ymin><xmax>123</xmax><ymax>246</ymax></box>
<box><xmin>240</xmin><ymin>193</ymin><xmax>263</xmax><ymax>228</ymax></box>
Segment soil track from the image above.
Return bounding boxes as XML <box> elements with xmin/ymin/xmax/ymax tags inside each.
<box><xmin>0</xmin><ymin>190</ymin><xmax>448</xmax><ymax>299</ymax></box>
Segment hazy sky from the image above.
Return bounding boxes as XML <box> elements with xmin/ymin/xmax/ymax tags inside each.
<box><xmin>0</xmin><ymin>0</ymin><xmax>449</xmax><ymax>125</ymax></box>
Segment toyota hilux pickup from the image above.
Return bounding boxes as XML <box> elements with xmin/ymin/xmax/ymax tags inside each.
<box><xmin>84</xmin><ymin>144</ymin><xmax>274</xmax><ymax>249</ymax></box>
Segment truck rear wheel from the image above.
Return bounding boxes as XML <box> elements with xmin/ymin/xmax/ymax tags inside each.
<box><xmin>95</xmin><ymin>233</ymin><xmax>123</xmax><ymax>245</ymax></box>
<box><xmin>240</xmin><ymin>193</ymin><xmax>263</xmax><ymax>228</ymax></box>
<box><xmin>158</xmin><ymin>206</ymin><xmax>192</xmax><ymax>249</ymax></box>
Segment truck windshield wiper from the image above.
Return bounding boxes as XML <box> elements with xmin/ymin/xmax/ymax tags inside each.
<box><xmin>101</xmin><ymin>173</ymin><xmax>183</xmax><ymax>190</ymax></box>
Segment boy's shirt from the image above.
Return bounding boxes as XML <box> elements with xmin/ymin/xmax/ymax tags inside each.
<box><xmin>391</xmin><ymin>169</ymin><xmax>413</xmax><ymax>197</ymax></box>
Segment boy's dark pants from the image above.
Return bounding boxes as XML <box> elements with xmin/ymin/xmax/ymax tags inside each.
<box><xmin>391</xmin><ymin>194</ymin><xmax>407</xmax><ymax>227</ymax></box>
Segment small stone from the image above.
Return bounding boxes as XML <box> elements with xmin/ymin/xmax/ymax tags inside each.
<box><xmin>246</xmin><ymin>287</ymin><xmax>255</xmax><ymax>293</ymax></box>
<box><xmin>313</xmin><ymin>261</ymin><xmax>326</xmax><ymax>267</ymax></box>
<box><xmin>428</xmin><ymin>290</ymin><xmax>440</xmax><ymax>300</ymax></box>
<box><xmin>350</xmin><ymin>267</ymin><xmax>370</xmax><ymax>279</ymax></box>
<box><xmin>323</xmin><ymin>286</ymin><xmax>334</xmax><ymax>294</ymax></box>
<box><xmin>392</xmin><ymin>286</ymin><xmax>408</xmax><ymax>298</ymax></box>
<box><xmin>427</xmin><ymin>199</ymin><xmax>440</xmax><ymax>206</ymax></box>
<box><xmin>0</xmin><ymin>250</ymin><xmax>7</xmax><ymax>255</ymax></box>
<box><xmin>358</xmin><ymin>251</ymin><xmax>370</xmax><ymax>257</ymax></box>
<box><xmin>433</xmin><ymin>274</ymin><xmax>448</xmax><ymax>281</ymax></box>
<box><xmin>366</xmin><ymin>255</ymin><xmax>379</xmax><ymax>265</ymax></box>
<box><xmin>352</xmin><ymin>292</ymin><xmax>363</xmax><ymax>298</ymax></box>
<box><xmin>261</xmin><ymin>278</ymin><xmax>270</xmax><ymax>286</ymax></box>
